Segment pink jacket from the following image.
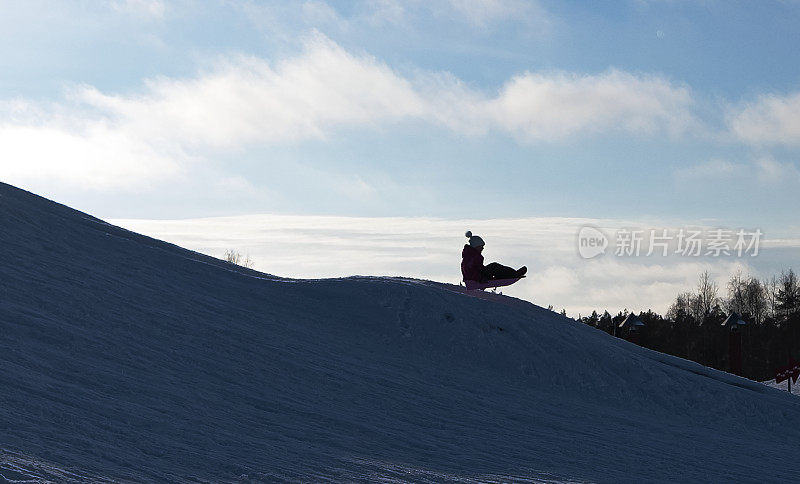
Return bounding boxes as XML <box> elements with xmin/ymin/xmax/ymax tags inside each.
<box><xmin>461</xmin><ymin>244</ymin><xmax>484</xmax><ymax>281</ymax></box>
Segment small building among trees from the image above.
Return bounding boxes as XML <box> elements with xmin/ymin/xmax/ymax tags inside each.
<box><xmin>619</xmin><ymin>313</ymin><xmax>645</xmax><ymax>343</ymax></box>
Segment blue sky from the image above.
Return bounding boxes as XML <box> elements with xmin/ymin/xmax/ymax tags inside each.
<box><xmin>1</xmin><ymin>1</ymin><xmax>799</xmax><ymax>312</ymax></box>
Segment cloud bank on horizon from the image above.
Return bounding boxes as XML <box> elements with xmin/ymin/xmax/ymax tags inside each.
<box><xmin>111</xmin><ymin>214</ymin><xmax>800</xmax><ymax>317</ymax></box>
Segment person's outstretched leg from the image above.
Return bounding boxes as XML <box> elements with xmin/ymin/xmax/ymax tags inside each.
<box><xmin>482</xmin><ymin>262</ymin><xmax>520</xmax><ymax>280</ymax></box>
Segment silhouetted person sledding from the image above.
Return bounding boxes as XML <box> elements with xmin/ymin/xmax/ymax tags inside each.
<box><xmin>461</xmin><ymin>231</ymin><xmax>526</xmax><ymax>290</ymax></box>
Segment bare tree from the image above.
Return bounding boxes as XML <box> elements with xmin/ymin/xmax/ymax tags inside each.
<box><xmin>224</xmin><ymin>249</ymin><xmax>255</xmax><ymax>269</ymax></box>
<box><xmin>776</xmin><ymin>269</ymin><xmax>800</xmax><ymax>321</ymax></box>
<box><xmin>695</xmin><ymin>271</ymin><xmax>719</xmax><ymax>322</ymax></box>
<box><xmin>743</xmin><ymin>277</ymin><xmax>767</xmax><ymax>324</ymax></box>
<box><xmin>764</xmin><ymin>275</ymin><xmax>780</xmax><ymax>319</ymax></box>
<box><xmin>726</xmin><ymin>271</ymin><xmax>747</xmax><ymax>316</ymax></box>
<box><xmin>727</xmin><ymin>272</ymin><xmax>767</xmax><ymax>324</ymax></box>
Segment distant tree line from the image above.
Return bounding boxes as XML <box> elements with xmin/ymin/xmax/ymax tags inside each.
<box><xmin>573</xmin><ymin>269</ymin><xmax>800</xmax><ymax>381</ymax></box>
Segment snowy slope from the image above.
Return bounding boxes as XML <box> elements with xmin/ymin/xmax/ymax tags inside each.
<box><xmin>1</xmin><ymin>182</ymin><xmax>800</xmax><ymax>483</ymax></box>
<box><xmin>763</xmin><ymin>379</ymin><xmax>800</xmax><ymax>397</ymax></box>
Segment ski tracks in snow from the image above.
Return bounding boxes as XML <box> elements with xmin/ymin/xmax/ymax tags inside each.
<box><xmin>0</xmin><ymin>449</ymin><xmax>111</xmax><ymax>484</ymax></box>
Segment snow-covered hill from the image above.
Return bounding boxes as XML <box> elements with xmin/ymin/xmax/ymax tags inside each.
<box><xmin>763</xmin><ymin>379</ymin><xmax>800</xmax><ymax>397</ymax></box>
<box><xmin>1</xmin><ymin>182</ymin><xmax>799</xmax><ymax>483</ymax></box>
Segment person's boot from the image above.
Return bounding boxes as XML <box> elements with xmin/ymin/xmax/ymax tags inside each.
<box><xmin>516</xmin><ymin>266</ymin><xmax>527</xmax><ymax>277</ymax></box>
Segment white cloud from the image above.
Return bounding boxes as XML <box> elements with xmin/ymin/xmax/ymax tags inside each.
<box><xmin>728</xmin><ymin>91</ymin><xmax>800</xmax><ymax>145</ymax></box>
<box><xmin>78</xmin><ymin>34</ymin><xmax>427</xmax><ymax>147</ymax></box>
<box><xmin>566</xmin><ymin>258</ymin><xmax>746</xmax><ymax>315</ymax></box>
<box><xmin>488</xmin><ymin>69</ymin><xmax>695</xmax><ymax>141</ymax></box>
<box><xmin>0</xmin><ymin>34</ymin><xmax>698</xmax><ymax>190</ymax></box>
<box><xmin>0</xmin><ymin>122</ymin><xmax>183</xmax><ymax>190</ymax></box>
<box><xmin>74</xmin><ymin>34</ymin><xmax>695</xmax><ymax>146</ymax></box>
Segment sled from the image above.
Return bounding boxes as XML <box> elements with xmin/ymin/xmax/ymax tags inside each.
<box><xmin>464</xmin><ymin>277</ymin><xmax>524</xmax><ymax>291</ymax></box>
